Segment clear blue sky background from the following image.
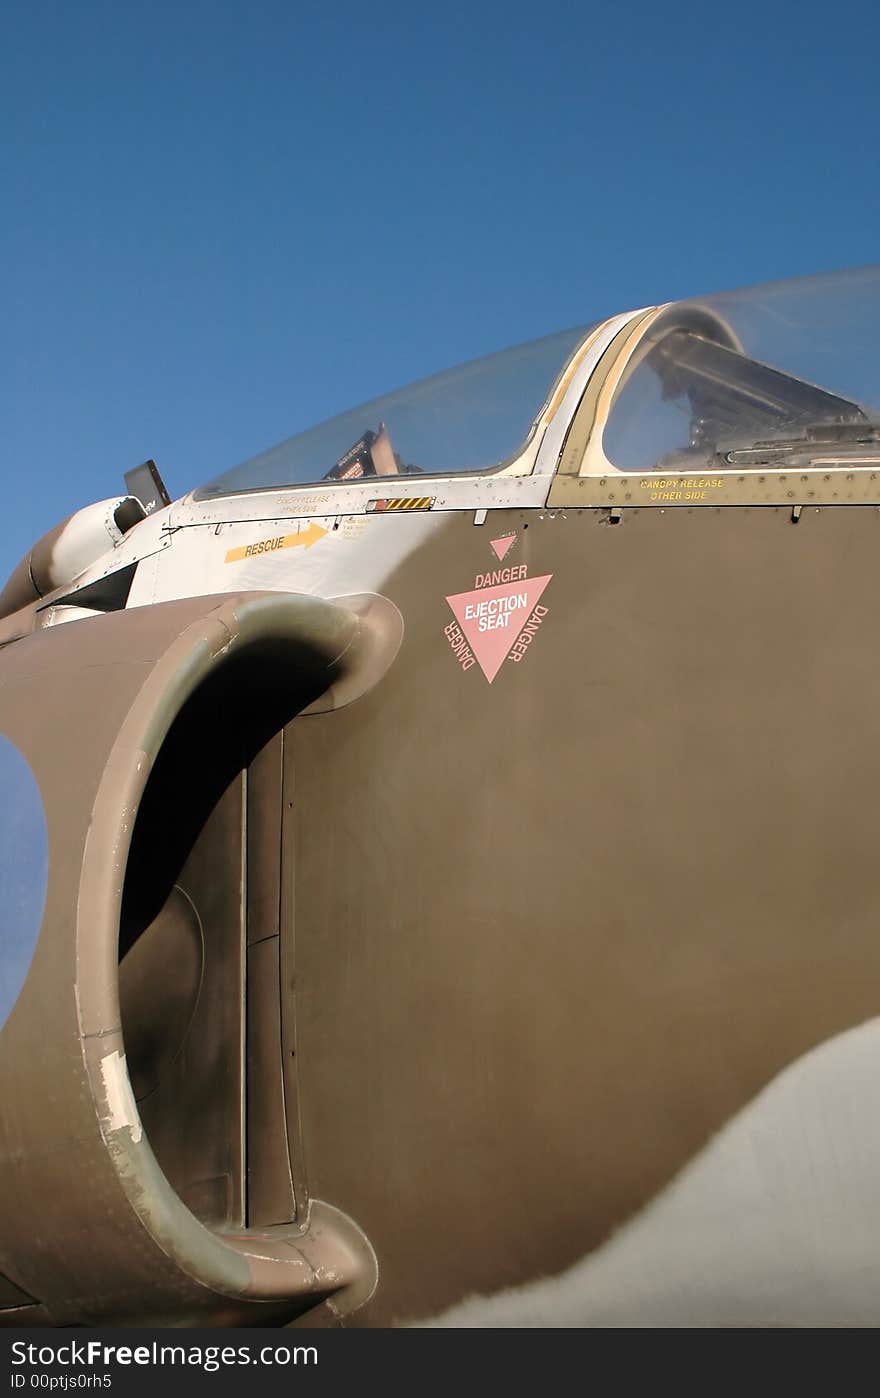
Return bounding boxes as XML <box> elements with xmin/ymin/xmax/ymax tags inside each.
<box><xmin>2</xmin><ymin>0</ymin><xmax>879</xmax><ymax>576</ymax></box>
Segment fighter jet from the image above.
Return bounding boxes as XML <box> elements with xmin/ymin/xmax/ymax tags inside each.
<box><xmin>3</xmin><ymin>266</ymin><xmax>880</xmax><ymax>1327</ymax></box>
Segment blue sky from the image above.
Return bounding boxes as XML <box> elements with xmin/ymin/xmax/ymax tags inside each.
<box><xmin>2</xmin><ymin>0</ymin><xmax>879</xmax><ymax>576</ymax></box>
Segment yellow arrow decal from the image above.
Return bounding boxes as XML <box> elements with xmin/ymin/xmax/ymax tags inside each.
<box><xmin>225</xmin><ymin>522</ymin><xmax>328</xmax><ymax>564</ymax></box>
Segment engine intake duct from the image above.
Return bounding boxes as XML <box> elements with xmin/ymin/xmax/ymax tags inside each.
<box><xmin>0</xmin><ymin>590</ymin><xmax>395</xmax><ymax>1325</ymax></box>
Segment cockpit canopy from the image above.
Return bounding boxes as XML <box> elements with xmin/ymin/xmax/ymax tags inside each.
<box><xmin>602</xmin><ymin>268</ymin><xmax>880</xmax><ymax>474</ymax></box>
<box><xmin>195</xmin><ymin>325</ymin><xmax>590</xmax><ymax>499</ymax></box>
<box><xmin>195</xmin><ymin>266</ymin><xmax>880</xmax><ymax>500</ymax></box>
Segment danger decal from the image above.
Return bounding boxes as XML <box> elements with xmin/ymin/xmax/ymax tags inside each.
<box><xmin>443</xmin><ymin>534</ymin><xmax>552</xmax><ymax>683</ymax></box>
<box><xmin>490</xmin><ymin>532</ymin><xmax>516</xmax><ymax>561</ymax></box>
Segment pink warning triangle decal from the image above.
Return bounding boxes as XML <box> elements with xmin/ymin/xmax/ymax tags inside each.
<box><xmin>445</xmin><ymin>574</ymin><xmax>552</xmax><ymax>683</ymax></box>
<box><xmin>490</xmin><ymin>533</ymin><xmax>516</xmax><ymax>562</ymax></box>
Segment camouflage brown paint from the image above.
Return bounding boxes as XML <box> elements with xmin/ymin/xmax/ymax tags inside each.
<box><xmin>5</xmin><ymin>504</ymin><xmax>880</xmax><ymax>1325</ymax></box>
<box><xmin>284</xmin><ymin>504</ymin><xmax>880</xmax><ymax>1325</ymax></box>
<box><xmin>0</xmin><ymin>514</ymin><xmax>76</xmax><ymax>621</ymax></box>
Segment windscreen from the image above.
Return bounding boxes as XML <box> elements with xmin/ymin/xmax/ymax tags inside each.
<box><xmin>196</xmin><ymin>326</ymin><xmax>591</xmax><ymax>499</ymax></box>
<box><xmin>603</xmin><ymin>267</ymin><xmax>880</xmax><ymax>472</ymax></box>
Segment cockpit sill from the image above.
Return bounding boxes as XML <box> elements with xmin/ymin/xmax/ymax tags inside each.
<box><xmin>547</xmin><ymin>465</ymin><xmax>880</xmax><ymax>511</ymax></box>
<box><xmin>181</xmin><ymin>461</ymin><xmax>880</xmax><ymax>520</ymax></box>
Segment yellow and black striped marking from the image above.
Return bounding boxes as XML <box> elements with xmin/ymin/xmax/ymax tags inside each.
<box><xmin>367</xmin><ymin>496</ymin><xmax>435</xmax><ymax>513</ymax></box>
